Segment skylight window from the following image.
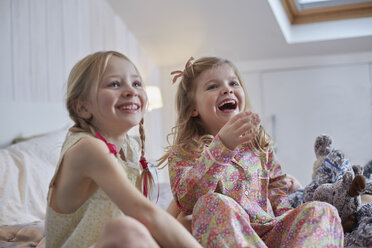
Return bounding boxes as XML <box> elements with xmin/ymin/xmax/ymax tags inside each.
<box><xmin>281</xmin><ymin>0</ymin><xmax>372</xmax><ymax>24</ymax></box>
<box><xmin>269</xmin><ymin>0</ymin><xmax>372</xmax><ymax>43</ymax></box>
<box><xmin>296</xmin><ymin>0</ymin><xmax>372</xmax><ymax>11</ymax></box>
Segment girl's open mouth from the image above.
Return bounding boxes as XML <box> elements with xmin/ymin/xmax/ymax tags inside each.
<box><xmin>218</xmin><ymin>99</ymin><xmax>237</xmax><ymax>111</ymax></box>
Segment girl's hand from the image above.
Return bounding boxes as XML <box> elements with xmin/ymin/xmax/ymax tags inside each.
<box><xmin>217</xmin><ymin>111</ymin><xmax>260</xmax><ymax>150</ymax></box>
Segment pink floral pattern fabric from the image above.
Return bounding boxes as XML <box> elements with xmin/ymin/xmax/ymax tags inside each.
<box><xmin>168</xmin><ymin>135</ymin><xmax>344</xmax><ymax>247</ymax></box>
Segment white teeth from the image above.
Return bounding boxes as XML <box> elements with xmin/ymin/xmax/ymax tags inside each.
<box><xmin>119</xmin><ymin>104</ymin><xmax>139</xmax><ymax>110</ymax></box>
<box><xmin>218</xmin><ymin>100</ymin><xmax>236</xmax><ymax>107</ymax></box>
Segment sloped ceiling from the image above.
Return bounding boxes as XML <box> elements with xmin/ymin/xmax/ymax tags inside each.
<box><xmin>106</xmin><ymin>0</ymin><xmax>372</xmax><ymax>67</ymax></box>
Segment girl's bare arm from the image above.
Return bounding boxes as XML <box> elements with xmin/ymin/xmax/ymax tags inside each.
<box><xmin>71</xmin><ymin>137</ymin><xmax>201</xmax><ymax>248</ymax></box>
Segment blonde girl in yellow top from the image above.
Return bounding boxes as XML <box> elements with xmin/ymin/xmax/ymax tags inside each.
<box><xmin>45</xmin><ymin>51</ymin><xmax>201</xmax><ymax>248</ymax></box>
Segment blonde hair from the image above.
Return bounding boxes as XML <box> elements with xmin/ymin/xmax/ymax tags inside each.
<box><xmin>66</xmin><ymin>50</ymin><xmax>153</xmax><ymax>196</ymax></box>
<box><xmin>159</xmin><ymin>57</ymin><xmax>273</xmax><ymax>165</ymax></box>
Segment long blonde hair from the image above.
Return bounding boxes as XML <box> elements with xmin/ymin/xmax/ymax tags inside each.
<box><xmin>159</xmin><ymin>57</ymin><xmax>273</xmax><ymax>165</ymax></box>
<box><xmin>66</xmin><ymin>50</ymin><xmax>153</xmax><ymax>196</ymax></box>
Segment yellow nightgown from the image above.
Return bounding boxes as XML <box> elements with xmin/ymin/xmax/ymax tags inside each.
<box><xmin>45</xmin><ymin>131</ymin><xmax>140</xmax><ymax>248</ymax></box>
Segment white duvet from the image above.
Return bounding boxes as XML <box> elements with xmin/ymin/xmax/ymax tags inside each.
<box><xmin>0</xmin><ymin>129</ymin><xmax>67</xmax><ymax>226</ymax></box>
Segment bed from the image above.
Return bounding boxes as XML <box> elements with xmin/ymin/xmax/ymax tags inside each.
<box><xmin>1</xmin><ymin>127</ymin><xmax>371</xmax><ymax>247</ymax></box>
<box><xmin>0</xmin><ymin>127</ymin><xmax>174</xmax><ymax>247</ymax></box>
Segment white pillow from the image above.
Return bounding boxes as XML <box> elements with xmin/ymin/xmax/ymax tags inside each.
<box><xmin>0</xmin><ymin>128</ymin><xmax>68</xmax><ymax>225</ymax></box>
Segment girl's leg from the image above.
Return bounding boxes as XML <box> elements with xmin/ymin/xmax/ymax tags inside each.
<box><xmin>176</xmin><ymin>211</ymin><xmax>193</xmax><ymax>233</ymax></box>
<box><xmin>262</xmin><ymin>201</ymin><xmax>344</xmax><ymax>248</ymax></box>
<box><xmin>95</xmin><ymin>216</ymin><xmax>160</xmax><ymax>248</ymax></box>
<box><xmin>192</xmin><ymin>193</ymin><xmax>267</xmax><ymax>248</ymax></box>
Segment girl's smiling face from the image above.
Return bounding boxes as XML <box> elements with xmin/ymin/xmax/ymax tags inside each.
<box><xmin>192</xmin><ymin>63</ymin><xmax>246</xmax><ymax>136</ymax></box>
<box><xmin>85</xmin><ymin>55</ymin><xmax>147</xmax><ymax>135</ymax></box>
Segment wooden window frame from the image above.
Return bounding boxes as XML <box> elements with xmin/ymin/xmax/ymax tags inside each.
<box><xmin>281</xmin><ymin>0</ymin><xmax>372</xmax><ymax>24</ymax></box>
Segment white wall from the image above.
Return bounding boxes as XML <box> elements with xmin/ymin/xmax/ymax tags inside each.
<box><xmin>0</xmin><ymin>0</ymin><xmax>162</xmax><ymax>166</ymax></box>
<box><xmin>260</xmin><ymin>64</ymin><xmax>371</xmax><ymax>185</ymax></box>
<box><xmin>160</xmin><ymin>53</ymin><xmax>372</xmax><ymax>185</ymax></box>
<box><xmin>240</xmin><ymin>54</ymin><xmax>372</xmax><ymax>185</ymax></box>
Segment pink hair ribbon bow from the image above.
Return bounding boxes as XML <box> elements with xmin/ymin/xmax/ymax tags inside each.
<box><xmin>170</xmin><ymin>56</ymin><xmax>194</xmax><ymax>84</ymax></box>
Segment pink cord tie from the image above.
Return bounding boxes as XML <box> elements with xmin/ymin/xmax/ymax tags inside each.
<box><xmin>95</xmin><ymin>132</ymin><xmax>118</xmax><ymax>155</ymax></box>
<box><xmin>170</xmin><ymin>56</ymin><xmax>194</xmax><ymax>84</ymax></box>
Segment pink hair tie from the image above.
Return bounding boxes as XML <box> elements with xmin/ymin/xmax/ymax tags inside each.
<box><xmin>170</xmin><ymin>56</ymin><xmax>194</xmax><ymax>84</ymax></box>
<box><xmin>140</xmin><ymin>157</ymin><xmax>149</xmax><ymax>197</ymax></box>
<box><xmin>139</xmin><ymin>157</ymin><xmax>160</xmax><ymax>202</ymax></box>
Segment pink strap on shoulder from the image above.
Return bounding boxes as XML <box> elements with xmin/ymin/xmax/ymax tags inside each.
<box><xmin>95</xmin><ymin>132</ymin><xmax>118</xmax><ymax>155</ymax></box>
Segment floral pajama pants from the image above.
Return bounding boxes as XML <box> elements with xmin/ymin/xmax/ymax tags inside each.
<box><xmin>192</xmin><ymin>193</ymin><xmax>344</xmax><ymax>248</ymax></box>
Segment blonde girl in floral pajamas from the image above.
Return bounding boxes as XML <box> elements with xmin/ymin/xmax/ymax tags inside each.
<box><xmin>160</xmin><ymin>57</ymin><xmax>344</xmax><ymax>247</ymax></box>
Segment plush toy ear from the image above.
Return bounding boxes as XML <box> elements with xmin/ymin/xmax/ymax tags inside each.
<box><xmin>352</xmin><ymin>164</ymin><xmax>364</xmax><ymax>176</ymax></box>
<box><xmin>75</xmin><ymin>100</ymin><xmax>92</xmax><ymax>120</ymax></box>
<box><xmin>349</xmin><ymin>174</ymin><xmax>366</xmax><ymax>197</ymax></box>
<box><xmin>363</xmin><ymin>160</ymin><xmax>372</xmax><ymax>179</ymax></box>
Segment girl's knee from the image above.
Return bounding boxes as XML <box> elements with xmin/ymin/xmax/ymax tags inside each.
<box><xmin>195</xmin><ymin>193</ymin><xmax>234</xmax><ymax>208</ymax></box>
<box><xmin>96</xmin><ymin>216</ymin><xmax>158</xmax><ymax>248</ymax></box>
<box><xmin>193</xmin><ymin>193</ymin><xmax>242</xmax><ymax>218</ymax></box>
<box><xmin>301</xmin><ymin>201</ymin><xmax>339</xmax><ymax>217</ymax></box>
<box><xmin>103</xmin><ymin>216</ymin><xmax>145</xmax><ymax>234</ymax></box>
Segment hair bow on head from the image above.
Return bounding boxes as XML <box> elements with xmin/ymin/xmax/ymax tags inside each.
<box><xmin>170</xmin><ymin>56</ymin><xmax>195</xmax><ymax>84</ymax></box>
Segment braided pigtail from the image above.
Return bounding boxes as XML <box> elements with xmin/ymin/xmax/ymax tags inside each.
<box><xmin>68</xmin><ymin>116</ymin><xmax>96</xmax><ymax>136</ymax></box>
<box><xmin>136</xmin><ymin>118</ymin><xmax>155</xmax><ymax>198</ymax></box>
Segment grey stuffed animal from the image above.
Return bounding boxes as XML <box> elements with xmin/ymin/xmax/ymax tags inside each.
<box><xmin>287</xmin><ymin>134</ymin><xmax>372</xmax><ymax>246</ymax></box>
<box><xmin>313</xmin><ymin>169</ymin><xmax>366</xmax><ymax>224</ymax></box>
<box><xmin>304</xmin><ymin>135</ymin><xmax>354</xmax><ymax>203</ymax></box>
<box><xmin>303</xmin><ymin>135</ymin><xmax>367</xmax><ymax>232</ymax></box>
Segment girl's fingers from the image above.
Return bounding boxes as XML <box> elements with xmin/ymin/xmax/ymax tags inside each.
<box><xmin>219</xmin><ymin>112</ymin><xmax>261</xmax><ymax>149</ymax></box>
<box><xmin>252</xmin><ymin>115</ymin><xmax>260</xmax><ymax>126</ymax></box>
<box><xmin>237</xmin><ymin>123</ymin><xmax>259</xmax><ymax>139</ymax></box>
<box><xmin>235</xmin><ymin>122</ymin><xmax>253</xmax><ymax>136</ymax></box>
<box><xmin>239</xmin><ymin>130</ymin><xmax>259</xmax><ymax>144</ymax></box>
<box><xmin>230</xmin><ymin>113</ymin><xmax>260</xmax><ymax>130</ymax></box>
<box><xmin>232</xmin><ymin>120</ymin><xmax>259</xmax><ymax>139</ymax></box>
<box><xmin>228</xmin><ymin>111</ymin><xmax>251</xmax><ymax>125</ymax></box>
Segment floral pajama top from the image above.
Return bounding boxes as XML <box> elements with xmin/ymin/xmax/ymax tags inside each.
<box><xmin>169</xmin><ymin>135</ymin><xmax>291</xmax><ymax>217</ymax></box>
<box><xmin>168</xmin><ymin>135</ymin><xmax>343</xmax><ymax>247</ymax></box>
